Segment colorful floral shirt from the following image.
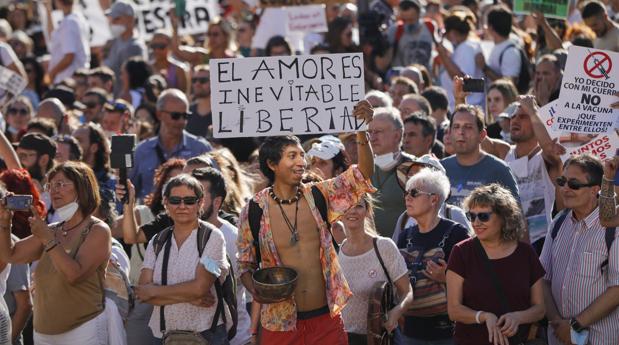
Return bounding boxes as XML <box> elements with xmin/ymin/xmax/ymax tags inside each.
<box><xmin>237</xmin><ymin>165</ymin><xmax>376</xmax><ymax>331</ymax></box>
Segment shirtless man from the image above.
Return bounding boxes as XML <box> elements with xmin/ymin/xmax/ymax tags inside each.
<box><xmin>237</xmin><ymin>100</ymin><xmax>375</xmax><ymax>344</ymax></box>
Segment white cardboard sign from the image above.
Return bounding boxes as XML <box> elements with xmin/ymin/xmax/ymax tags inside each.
<box><xmin>210</xmin><ymin>53</ymin><xmax>366</xmax><ymax>138</ymax></box>
<box><xmin>0</xmin><ymin>66</ymin><xmax>27</xmax><ymax>107</ymax></box>
<box><xmin>135</xmin><ymin>0</ymin><xmax>219</xmax><ymax>40</ymax></box>
<box><xmin>555</xmin><ymin>46</ymin><xmax>619</xmax><ymax>135</ymax></box>
<box><xmin>286</xmin><ymin>5</ymin><xmax>328</xmax><ymax>33</ymax></box>
<box><xmin>540</xmin><ymin>100</ymin><xmax>619</xmax><ymax>161</ymax></box>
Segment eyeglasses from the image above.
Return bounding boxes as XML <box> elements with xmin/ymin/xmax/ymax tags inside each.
<box><xmin>555</xmin><ymin>176</ymin><xmax>598</xmax><ymax>190</ymax></box>
<box><xmin>192</xmin><ymin>77</ymin><xmax>210</xmax><ymax>84</ymax></box>
<box><xmin>466</xmin><ymin>211</ymin><xmax>493</xmax><ymax>223</ymax></box>
<box><xmin>162</xmin><ymin>110</ymin><xmax>190</xmax><ymax>120</ymax></box>
<box><xmin>404</xmin><ymin>188</ymin><xmax>434</xmax><ymax>198</ymax></box>
<box><xmin>44</xmin><ymin>181</ymin><xmax>73</xmax><ymax>192</ymax></box>
<box><xmin>7</xmin><ymin>107</ymin><xmax>28</xmax><ymax>116</ymax></box>
<box><xmin>167</xmin><ymin>196</ymin><xmax>200</xmax><ymax>205</ymax></box>
<box><xmin>150</xmin><ymin>43</ymin><xmax>168</xmax><ymax>50</ymax></box>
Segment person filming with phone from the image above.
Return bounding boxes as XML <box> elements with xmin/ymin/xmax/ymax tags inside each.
<box><xmin>0</xmin><ymin>161</ymin><xmax>114</xmax><ymax>344</ymax></box>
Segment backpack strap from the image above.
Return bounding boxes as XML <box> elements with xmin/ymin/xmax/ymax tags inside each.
<box><xmin>311</xmin><ymin>185</ymin><xmax>340</xmax><ymax>252</ymax></box>
<box><xmin>158</xmin><ymin>229</ymin><xmax>174</xmax><ymax>333</ymax></box>
<box><xmin>196</xmin><ymin>221</ymin><xmax>213</xmax><ymax>257</ymax></box>
<box><xmin>444</xmin><ymin>205</ymin><xmax>452</xmax><ymax>220</ymax></box>
<box><xmin>601</xmin><ymin>227</ymin><xmax>616</xmax><ymax>271</ymax></box>
<box><xmin>248</xmin><ymin>199</ymin><xmax>263</xmax><ymax>266</ymax></box>
<box><xmin>498</xmin><ymin>43</ymin><xmax>517</xmax><ymax>67</ymax></box>
<box><xmin>153</xmin><ymin>226</ymin><xmax>174</xmax><ymax>258</ymax></box>
<box><xmin>399</xmin><ymin>211</ymin><xmax>409</xmax><ymax>234</ymax></box>
<box><xmin>550</xmin><ymin>209</ymin><xmax>570</xmax><ymax>240</ymax></box>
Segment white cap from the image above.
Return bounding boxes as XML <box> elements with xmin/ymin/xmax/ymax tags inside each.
<box><xmin>307</xmin><ymin>140</ymin><xmax>343</xmax><ymax>160</ymax></box>
<box><xmin>413</xmin><ymin>154</ymin><xmax>446</xmax><ymax>174</ymax></box>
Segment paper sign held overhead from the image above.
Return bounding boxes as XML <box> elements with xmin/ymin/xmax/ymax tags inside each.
<box><xmin>259</xmin><ymin>0</ymin><xmax>351</xmax><ymax>7</ymax></box>
<box><xmin>513</xmin><ymin>0</ymin><xmax>570</xmax><ymax>19</ymax></box>
<box><xmin>554</xmin><ymin>46</ymin><xmax>618</xmax><ymax>135</ymax></box>
<box><xmin>539</xmin><ymin>100</ymin><xmax>619</xmax><ymax>162</ymax></box>
<box><xmin>135</xmin><ymin>0</ymin><xmax>219</xmax><ymax>40</ymax></box>
<box><xmin>0</xmin><ymin>66</ymin><xmax>27</xmax><ymax>109</ymax></box>
<box><xmin>210</xmin><ymin>53</ymin><xmax>366</xmax><ymax>138</ymax></box>
<box><xmin>286</xmin><ymin>5</ymin><xmax>328</xmax><ymax>33</ymax></box>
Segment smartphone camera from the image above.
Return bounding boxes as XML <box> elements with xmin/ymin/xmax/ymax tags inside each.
<box><xmin>4</xmin><ymin>195</ymin><xmax>33</xmax><ymax>211</ymax></box>
<box><xmin>462</xmin><ymin>78</ymin><xmax>485</xmax><ymax>93</ymax></box>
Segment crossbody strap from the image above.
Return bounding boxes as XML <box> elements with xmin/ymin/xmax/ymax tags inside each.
<box><xmin>159</xmin><ymin>233</ymin><xmax>174</xmax><ymax>333</ymax></box>
<box><xmin>373</xmin><ymin>237</ymin><xmax>393</xmax><ymax>285</ymax></box>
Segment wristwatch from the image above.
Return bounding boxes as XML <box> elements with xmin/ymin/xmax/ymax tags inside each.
<box><xmin>570</xmin><ymin>318</ymin><xmax>587</xmax><ymax>332</ymax></box>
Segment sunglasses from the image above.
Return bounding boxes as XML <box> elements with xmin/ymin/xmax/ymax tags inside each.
<box><xmin>404</xmin><ymin>188</ymin><xmax>434</xmax><ymax>198</ymax></box>
<box><xmin>150</xmin><ymin>43</ymin><xmax>168</xmax><ymax>50</ymax></box>
<box><xmin>466</xmin><ymin>211</ymin><xmax>493</xmax><ymax>223</ymax></box>
<box><xmin>192</xmin><ymin>77</ymin><xmax>210</xmax><ymax>84</ymax></box>
<box><xmin>7</xmin><ymin>107</ymin><xmax>28</xmax><ymax>116</ymax></box>
<box><xmin>167</xmin><ymin>196</ymin><xmax>200</xmax><ymax>205</ymax></box>
<box><xmin>162</xmin><ymin>110</ymin><xmax>190</xmax><ymax>120</ymax></box>
<box><xmin>555</xmin><ymin>176</ymin><xmax>598</xmax><ymax>190</ymax></box>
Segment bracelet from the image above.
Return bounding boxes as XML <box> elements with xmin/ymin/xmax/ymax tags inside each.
<box><xmin>44</xmin><ymin>238</ymin><xmax>58</xmax><ymax>252</ymax></box>
<box><xmin>475</xmin><ymin>310</ymin><xmax>483</xmax><ymax>324</ymax></box>
<box><xmin>603</xmin><ymin>176</ymin><xmax>615</xmax><ymax>183</ymax></box>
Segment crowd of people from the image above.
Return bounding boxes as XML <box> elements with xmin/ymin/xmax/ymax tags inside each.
<box><xmin>0</xmin><ymin>0</ymin><xmax>617</xmax><ymax>344</ymax></box>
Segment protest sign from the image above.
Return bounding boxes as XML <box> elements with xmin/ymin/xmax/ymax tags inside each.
<box><xmin>78</xmin><ymin>0</ymin><xmax>112</xmax><ymax>46</ymax></box>
<box><xmin>554</xmin><ymin>46</ymin><xmax>619</xmax><ymax>135</ymax></box>
<box><xmin>513</xmin><ymin>0</ymin><xmax>569</xmax><ymax>19</ymax></box>
<box><xmin>210</xmin><ymin>53</ymin><xmax>366</xmax><ymax>138</ymax></box>
<box><xmin>539</xmin><ymin>100</ymin><xmax>619</xmax><ymax>161</ymax></box>
<box><xmin>135</xmin><ymin>0</ymin><xmax>219</xmax><ymax>40</ymax></box>
<box><xmin>287</xmin><ymin>5</ymin><xmax>328</xmax><ymax>33</ymax></box>
<box><xmin>0</xmin><ymin>66</ymin><xmax>27</xmax><ymax>109</ymax></box>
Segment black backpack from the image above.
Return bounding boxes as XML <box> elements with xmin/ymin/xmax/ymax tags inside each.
<box><xmin>499</xmin><ymin>43</ymin><xmax>532</xmax><ymax>94</ymax></box>
<box><xmin>153</xmin><ymin>220</ymin><xmax>238</xmax><ymax>340</ymax></box>
<box><xmin>550</xmin><ymin>209</ymin><xmax>616</xmax><ymax>272</ymax></box>
<box><xmin>248</xmin><ymin>185</ymin><xmax>337</xmax><ymax>265</ymax></box>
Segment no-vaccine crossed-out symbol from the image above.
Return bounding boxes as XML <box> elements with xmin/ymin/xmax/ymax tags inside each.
<box><xmin>583</xmin><ymin>50</ymin><xmax>612</xmax><ymax>80</ymax></box>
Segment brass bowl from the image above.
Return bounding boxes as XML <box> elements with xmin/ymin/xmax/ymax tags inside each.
<box><xmin>252</xmin><ymin>267</ymin><xmax>298</xmax><ymax>304</ymax></box>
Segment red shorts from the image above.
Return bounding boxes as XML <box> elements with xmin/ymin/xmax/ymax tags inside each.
<box><xmin>260</xmin><ymin>306</ymin><xmax>348</xmax><ymax>345</ymax></box>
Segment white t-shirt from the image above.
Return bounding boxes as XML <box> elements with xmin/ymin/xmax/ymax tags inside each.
<box><xmin>505</xmin><ymin>147</ymin><xmax>555</xmax><ymax>243</ymax></box>
<box><xmin>338</xmin><ymin>236</ymin><xmax>408</xmax><ymax>334</ymax></box>
<box><xmin>142</xmin><ymin>227</ymin><xmax>230</xmax><ymax>338</ymax></box>
<box><xmin>487</xmin><ymin>39</ymin><xmax>521</xmax><ymax>79</ymax></box>
<box><xmin>48</xmin><ymin>12</ymin><xmax>90</xmax><ymax>84</ymax></box>
<box><xmin>218</xmin><ymin>219</ymin><xmax>252</xmax><ymax>345</ymax></box>
<box><xmin>439</xmin><ymin>39</ymin><xmax>485</xmax><ymax>111</ymax></box>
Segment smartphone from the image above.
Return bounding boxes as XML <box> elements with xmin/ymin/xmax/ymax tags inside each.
<box><xmin>5</xmin><ymin>195</ymin><xmax>33</xmax><ymax>211</ymax></box>
<box><xmin>463</xmin><ymin>78</ymin><xmax>485</xmax><ymax>93</ymax></box>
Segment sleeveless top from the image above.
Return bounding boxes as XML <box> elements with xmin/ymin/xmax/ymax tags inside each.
<box><xmin>34</xmin><ymin>220</ymin><xmax>106</xmax><ymax>335</ymax></box>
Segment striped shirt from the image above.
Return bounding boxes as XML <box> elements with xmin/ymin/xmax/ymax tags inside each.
<box><xmin>540</xmin><ymin>207</ymin><xmax>619</xmax><ymax>345</ymax></box>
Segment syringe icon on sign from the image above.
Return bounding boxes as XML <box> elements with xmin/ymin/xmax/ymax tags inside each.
<box><xmin>587</xmin><ymin>49</ymin><xmax>610</xmax><ymax>80</ymax></box>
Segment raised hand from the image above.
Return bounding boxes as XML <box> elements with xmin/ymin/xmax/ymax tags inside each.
<box><xmin>353</xmin><ymin>100</ymin><xmax>374</xmax><ymax>124</ymax></box>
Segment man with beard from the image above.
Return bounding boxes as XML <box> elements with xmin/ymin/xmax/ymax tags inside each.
<box><xmin>236</xmin><ymin>101</ymin><xmax>375</xmax><ymax>344</ymax></box>
<box><xmin>186</xmin><ymin>65</ymin><xmax>212</xmax><ymax>138</ymax></box>
<box><xmin>16</xmin><ymin>133</ymin><xmax>56</xmax><ymax>188</ymax></box>
<box><xmin>498</xmin><ymin>95</ymin><xmax>564</xmax><ymax>252</ymax></box>
<box><xmin>440</xmin><ymin>104</ymin><xmax>519</xmax><ymax>207</ymax></box>
<box><xmin>582</xmin><ymin>0</ymin><xmax>619</xmax><ymax>52</ymax></box>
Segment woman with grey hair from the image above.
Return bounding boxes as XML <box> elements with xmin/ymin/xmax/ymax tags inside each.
<box><xmin>396</xmin><ymin>168</ymin><xmax>470</xmax><ymax>345</ymax></box>
<box><xmin>446</xmin><ymin>184</ymin><xmax>545</xmax><ymax>345</ymax></box>
<box><xmin>135</xmin><ymin>174</ymin><xmax>231</xmax><ymax>345</ymax></box>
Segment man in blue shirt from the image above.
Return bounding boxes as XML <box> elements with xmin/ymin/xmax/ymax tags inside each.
<box><xmin>441</xmin><ymin>104</ymin><xmax>519</xmax><ymax>207</ymax></box>
<box><xmin>130</xmin><ymin>89</ymin><xmax>212</xmax><ymax>199</ymax></box>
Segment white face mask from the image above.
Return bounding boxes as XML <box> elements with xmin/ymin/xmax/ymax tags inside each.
<box><xmin>110</xmin><ymin>24</ymin><xmax>126</xmax><ymax>38</ymax></box>
<box><xmin>55</xmin><ymin>200</ymin><xmax>79</xmax><ymax>223</ymax></box>
<box><xmin>375</xmin><ymin>152</ymin><xmax>398</xmax><ymax>171</ymax></box>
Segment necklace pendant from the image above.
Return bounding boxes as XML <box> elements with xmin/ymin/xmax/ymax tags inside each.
<box><xmin>290</xmin><ymin>232</ymin><xmax>299</xmax><ymax>245</ymax></box>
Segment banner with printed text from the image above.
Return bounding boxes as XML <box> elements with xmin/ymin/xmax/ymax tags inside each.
<box><xmin>259</xmin><ymin>0</ymin><xmax>351</xmax><ymax>7</ymax></box>
<box><xmin>210</xmin><ymin>53</ymin><xmax>366</xmax><ymax>138</ymax></box>
<box><xmin>513</xmin><ymin>0</ymin><xmax>569</xmax><ymax>19</ymax></box>
<box><xmin>554</xmin><ymin>46</ymin><xmax>619</xmax><ymax>135</ymax></box>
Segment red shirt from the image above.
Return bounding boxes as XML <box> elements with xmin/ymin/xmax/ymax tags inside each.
<box><xmin>447</xmin><ymin>239</ymin><xmax>545</xmax><ymax>345</ymax></box>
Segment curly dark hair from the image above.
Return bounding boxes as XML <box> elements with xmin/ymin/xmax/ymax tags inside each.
<box><xmin>145</xmin><ymin>158</ymin><xmax>187</xmax><ymax>215</ymax></box>
<box><xmin>463</xmin><ymin>183</ymin><xmax>525</xmax><ymax>242</ymax></box>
